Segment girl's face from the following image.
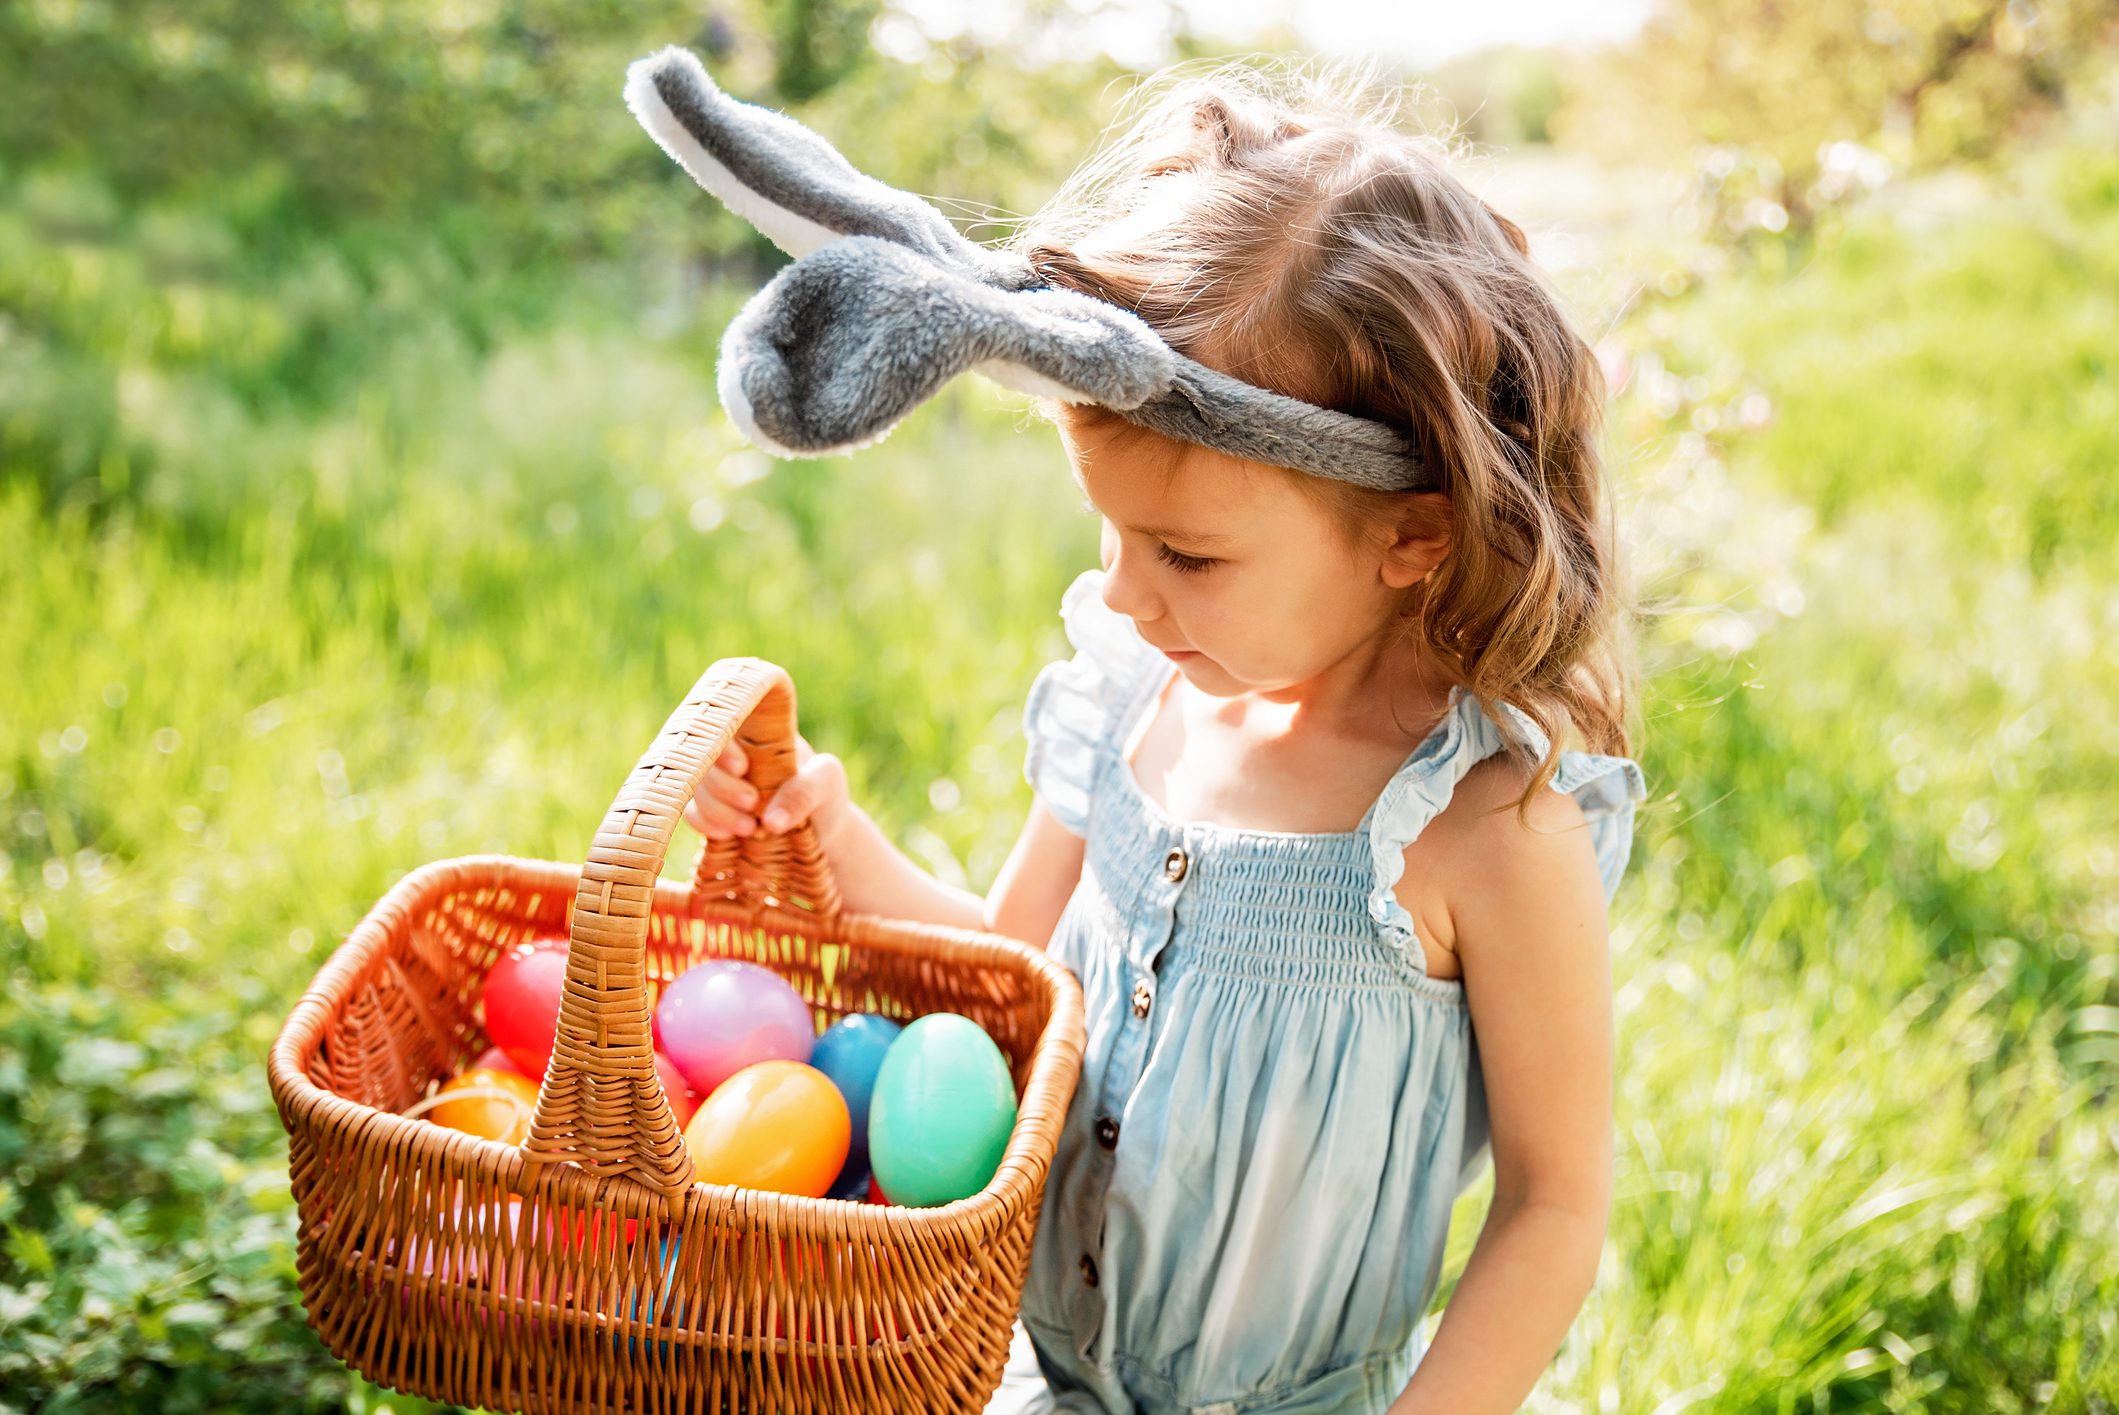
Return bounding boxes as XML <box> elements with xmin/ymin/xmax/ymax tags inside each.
<box><xmin>1059</xmin><ymin>409</ymin><xmax>1449</xmax><ymax>702</ymax></box>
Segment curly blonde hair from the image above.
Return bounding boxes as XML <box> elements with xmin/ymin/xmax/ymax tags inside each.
<box><xmin>999</xmin><ymin>55</ymin><xmax>1641</xmax><ymax>824</ymax></box>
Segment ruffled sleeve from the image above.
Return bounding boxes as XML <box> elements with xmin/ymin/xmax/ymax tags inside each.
<box><xmin>1366</xmin><ymin>689</ymin><xmax>1648</xmax><ymax>959</ymax></box>
<box><xmin>1022</xmin><ymin>568</ymin><xmax>1161</xmax><ymax>838</ymax></box>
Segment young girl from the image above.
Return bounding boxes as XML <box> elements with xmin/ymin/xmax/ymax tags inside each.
<box><xmin>684</xmin><ymin>58</ymin><xmax>1646</xmax><ymax>1415</ymax></box>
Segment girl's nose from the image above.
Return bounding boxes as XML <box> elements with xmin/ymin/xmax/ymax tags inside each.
<box><xmin>1100</xmin><ymin>533</ymin><xmax>1160</xmax><ymax>623</ymax></box>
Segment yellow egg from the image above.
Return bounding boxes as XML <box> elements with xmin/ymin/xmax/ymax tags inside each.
<box><xmin>683</xmin><ymin>1060</ymin><xmax>849</xmax><ymax>1197</ymax></box>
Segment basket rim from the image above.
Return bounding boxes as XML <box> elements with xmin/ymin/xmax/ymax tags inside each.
<box><xmin>267</xmin><ymin>849</ymin><xmax>1087</xmax><ymax>1245</ymax></box>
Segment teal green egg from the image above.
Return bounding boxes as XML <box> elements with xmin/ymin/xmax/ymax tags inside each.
<box><xmin>866</xmin><ymin>1012</ymin><xmax>1018</xmax><ymax>1208</ymax></box>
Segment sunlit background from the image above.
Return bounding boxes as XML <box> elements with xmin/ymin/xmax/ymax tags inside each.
<box><xmin>2</xmin><ymin>1</ymin><xmax>2116</xmax><ymax>1410</ymax></box>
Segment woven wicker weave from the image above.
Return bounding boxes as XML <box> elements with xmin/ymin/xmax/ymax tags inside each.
<box><xmin>267</xmin><ymin>657</ymin><xmax>1086</xmax><ymax>1413</ymax></box>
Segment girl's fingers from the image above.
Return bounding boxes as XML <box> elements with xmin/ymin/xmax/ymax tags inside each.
<box><xmin>698</xmin><ymin>736</ymin><xmax>837</xmax><ymax>836</ymax></box>
<box><xmin>688</xmin><ymin>732</ymin><xmax>789</xmax><ymax>838</ymax></box>
<box><xmin>685</xmin><ymin>786</ymin><xmax>757</xmax><ymax>838</ymax></box>
<box><xmin>707</xmin><ymin>764</ymin><xmax>760</xmax><ymax>811</ymax></box>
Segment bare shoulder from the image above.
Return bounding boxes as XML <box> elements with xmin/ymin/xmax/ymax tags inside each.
<box><xmin>1393</xmin><ymin>752</ymin><xmax>1598</xmax><ymax>974</ymax></box>
<box><xmin>1445</xmin><ymin>752</ymin><xmax>1590</xmax><ymax>840</ymax></box>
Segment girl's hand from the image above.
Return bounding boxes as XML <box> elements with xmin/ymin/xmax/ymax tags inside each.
<box><xmin>683</xmin><ymin>730</ymin><xmax>852</xmax><ymax>849</ymax></box>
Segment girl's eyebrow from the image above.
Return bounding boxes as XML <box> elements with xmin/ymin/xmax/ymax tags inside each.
<box><xmin>1125</xmin><ymin>521</ymin><xmax>1235</xmax><ymax>545</ymax></box>
<box><xmin>1075</xmin><ymin>494</ymin><xmax>1233</xmax><ymax>545</ymax></box>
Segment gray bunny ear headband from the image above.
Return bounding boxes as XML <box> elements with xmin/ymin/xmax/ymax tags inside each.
<box><xmin>623</xmin><ymin>44</ymin><xmax>1438</xmax><ymax>493</ymax></box>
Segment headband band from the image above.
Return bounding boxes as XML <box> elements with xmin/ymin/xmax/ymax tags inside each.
<box><xmin>624</xmin><ymin>45</ymin><xmax>1439</xmax><ymax>493</ymax></box>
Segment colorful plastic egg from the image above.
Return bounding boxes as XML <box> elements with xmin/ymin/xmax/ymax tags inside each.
<box><xmin>809</xmin><ymin>1013</ymin><xmax>902</xmax><ymax>1161</ymax></box>
<box><xmin>654</xmin><ymin>960</ymin><xmax>816</xmax><ymax>1099</ymax></box>
<box><xmin>620</xmin><ymin>1229</ymin><xmax>684</xmax><ymax>1358</ymax></box>
<box><xmin>543</xmin><ymin>1197</ymin><xmax>640</xmax><ymax>1251</ymax></box>
<box><xmin>867</xmin><ymin>1013</ymin><xmax>1017</xmax><ymax>1208</ymax></box>
<box><xmin>482</xmin><ymin>938</ymin><xmax>570</xmax><ymax>1079</ymax></box>
<box><xmin>470</xmin><ymin>1045</ymin><xmax>528</xmax><ymax>1078</ymax></box>
<box><xmin>653</xmin><ymin>1049</ymin><xmax>699</xmax><ymax>1127</ymax></box>
<box><xmin>683</xmin><ymin>1059</ymin><xmax>849</xmax><ymax>1197</ymax></box>
<box><xmin>429</xmin><ymin>1066</ymin><xmax>539</xmax><ymax>1145</ymax></box>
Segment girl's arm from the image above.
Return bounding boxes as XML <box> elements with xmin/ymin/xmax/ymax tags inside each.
<box><xmin>817</xmin><ymin>796</ymin><xmax>1085</xmax><ymax>950</ymax></box>
<box><xmin>981</xmin><ymin>797</ymin><xmax>1088</xmax><ymax>950</ymax></box>
<box><xmin>1387</xmin><ymin>769</ymin><xmax>1616</xmax><ymax>1415</ymax></box>
<box><xmin>812</xmin><ymin>801</ymin><xmax>987</xmax><ymax>931</ymax></box>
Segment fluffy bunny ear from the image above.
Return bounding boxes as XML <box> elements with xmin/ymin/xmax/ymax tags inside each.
<box><xmin>623</xmin><ymin>43</ymin><xmax>1439</xmax><ymax>491</ymax></box>
<box><xmin>716</xmin><ymin>236</ymin><xmax>1176</xmax><ymax>459</ymax></box>
<box><xmin>624</xmin><ymin>45</ymin><xmax>1033</xmax><ymax>287</ymax></box>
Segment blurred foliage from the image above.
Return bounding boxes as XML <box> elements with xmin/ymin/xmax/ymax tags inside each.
<box><xmin>0</xmin><ymin>0</ymin><xmax>1150</xmax><ymax>276</ymax></box>
<box><xmin>1553</xmin><ymin>0</ymin><xmax>2119</xmax><ymax>237</ymax></box>
<box><xmin>0</xmin><ymin>0</ymin><xmax>1156</xmax><ymax>536</ymax></box>
<box><xmin>0</xmin><ymin>980</ymin><xmax>354</xmax><ymax>1411</ymax></box>
<box><xmin>1420</xmin><ymin>43</ymin><xmax>1570</xmax><ymax>147</ymax></box>
<box><xmin>765</xmin><ymin>0</ymin><xmax>882</xmax><ymax>100</ymax></box>
<box><xmin>0</xmin><ymin>0</ymin><xmax>708</xmax><ymax>263</ymax></box>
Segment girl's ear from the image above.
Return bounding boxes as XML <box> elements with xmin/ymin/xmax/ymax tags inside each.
<box><xmin>1379</xmin><ymin>492</ymin><xmax>1452</xmax><ymax>588</ymax></box>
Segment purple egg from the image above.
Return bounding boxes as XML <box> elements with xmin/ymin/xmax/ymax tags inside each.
<box><xmin>653</xmin><ymin>960</ymin><xmax>815</xmax><ymax>1099</ymax></box>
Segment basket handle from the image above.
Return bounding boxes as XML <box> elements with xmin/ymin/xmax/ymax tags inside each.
<box><xmin>520</xmin><ymin>656</ymin><xmax>842</xmax><ymax>1207</ymax></box>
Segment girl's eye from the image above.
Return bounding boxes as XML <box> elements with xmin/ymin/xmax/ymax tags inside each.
<box><xmin>1155</xmin><ymin>543</ymin><xmax>1217</xmax><ymax>575</ymax></box>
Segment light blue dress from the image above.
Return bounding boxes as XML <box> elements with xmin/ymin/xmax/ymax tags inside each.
<box><xmin>985</xmin><ymin>568</ymin><xmax>1646</xmax><ymax>1415</ymax></box>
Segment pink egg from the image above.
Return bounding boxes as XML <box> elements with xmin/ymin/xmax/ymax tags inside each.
<box><xmin>653</xmin><ymin>960</ymin><xmax>815</xmax><ymax>1099</ymax></box>
<box><xmin>402</xmin><ymin>1196</ymin><xmax>546</xmax><ymax>1332</ymax></box>
<box><xmin>471</xmin><ymin>1045</ymin><xmax>528</xmax><ymax>1079</ymax></box>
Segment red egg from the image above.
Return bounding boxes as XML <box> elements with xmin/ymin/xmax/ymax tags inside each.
<box><xmin>655</xmin><ymin>1049</ymin><xmax>699</xmax><ymax>1127</ymax></box>
<box><xmin>482</xmin><ymin>938</ymin><xmax>569</xmax><ymax>1079</ymax></box>
<box><xmin>764</xmin><ymin>1244</ymin><xmax>831</xmax><ymax>1377</ymax></box>
<box><xmin>544</xmin><ymin>1199</ymin><xmax>641</xmax><ymax>1250</ymax></box>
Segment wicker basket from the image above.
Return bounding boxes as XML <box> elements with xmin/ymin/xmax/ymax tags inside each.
<box><xmin>267</xmin><ymin>657</ymin><xmax>1086</xmax><ymax>1414</ymax></box>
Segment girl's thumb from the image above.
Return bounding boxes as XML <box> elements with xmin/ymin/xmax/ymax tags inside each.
<box><xmin>757</xmin><ymin>773</ymin><xmax>810</xmax><ymax>833</ymax></box>
<box><xmin>757</xmin><ymin>751</ymin><xmax>844</xmax><ymax>834</ymax></box>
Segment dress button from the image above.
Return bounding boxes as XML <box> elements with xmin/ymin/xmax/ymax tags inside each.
<box><xmin>1095</xmin><ymin>1116</ymin><xmax>1119</xmax><ymax>1150</ymax></box>
<box><xmin>1163</xmin><ymin>847</ymin><xmax>1189</xmax><ymax>882</ymax></box>
<box><xmin>1131</xmin><ymin>979</ymin><xmax>1153</xmax><ymax>1018</ymax></box>
<box><xmin>1080</xmin><ymin>1253</ymin><xmax>1099</xmax><ymax>1287</ymax></box>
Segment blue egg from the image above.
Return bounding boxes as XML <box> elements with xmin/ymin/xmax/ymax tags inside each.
<box><xmin>619</xmin><ymin>1231</ymin><xmax>683</xmax><ymax>1359</ymax></box>
<box><xmin>810</xmin><ymin>1013</ymin><xmax>903</xmax><ymax>1160</ymax></box>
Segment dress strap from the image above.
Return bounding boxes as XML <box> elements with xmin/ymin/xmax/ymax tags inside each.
<box><xmin>1364</xmin><ymin>690</ymin><xmax>1648</xmax><ymax>968</ymax></box>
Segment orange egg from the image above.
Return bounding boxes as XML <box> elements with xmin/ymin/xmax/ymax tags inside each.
<box><xmin>683</xmin><ymin>1060</ymin><xmax>849</xmax><ymax>1197</ymax></box>
<box><xmin>429</xmin><ymin>1067</ymin><xmax>540</xmax><ymax>1144</ymax></box>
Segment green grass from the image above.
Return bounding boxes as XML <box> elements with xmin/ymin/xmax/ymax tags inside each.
<box><xmin>3</xmin><ymin>130</ymin><xmax>2116</xmax><ymax>1411</ymax></box>
<box><xmin>1472</xmin><ymin>134</ymin><xmax>2119</xmax><ymax>1410</ymax></box>
<box><xmin>1671</xmin><ymin>141</ymin><xmax>2119</xmax><ymax>579</ymax></box>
